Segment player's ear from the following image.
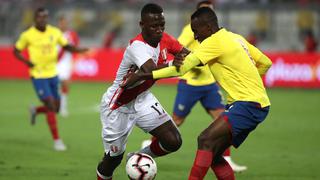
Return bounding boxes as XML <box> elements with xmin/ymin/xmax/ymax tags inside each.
<box><xmin>206</xmin><ymin>23</ymin><xmax>213</xmax><ymax>33</ymax></box>
<box><xmin>139</xmin><ymin>21</ymin><xmax>144</xmax><ymax>29</ymax></box>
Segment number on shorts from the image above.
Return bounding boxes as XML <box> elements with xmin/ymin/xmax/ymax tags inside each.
<box><xmin>151</xmin><ymin>102</ymin><xmax>165</xmax><ymax>115</ymax></box>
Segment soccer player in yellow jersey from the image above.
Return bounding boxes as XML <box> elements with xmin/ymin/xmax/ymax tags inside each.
<box><xmin>13</xmin><ymin>7</ymin><xmax>88</xmax><ymax>151</ymax></box>
<box><xmin>122</xmin><ymin>7</ymin><xmax>272</xmax><ymax>180</ymax></box>
<box><xmin>174</xmin><ymin>1</ymin><xmax>246</xmax><ymax>172</ymax></box>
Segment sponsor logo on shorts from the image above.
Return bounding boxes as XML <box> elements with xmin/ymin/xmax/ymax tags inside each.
<box><xmin>225</xmin><ymin>105</ymin><xmax>234</xmax><ymax>112</ymax></box>
<box><xmin>38</xmin><ymin>89</ymin><xmax>44</xmax><ymax>96</ymax></box>
<box><xmin>178</xmin><ymin>104</ymin><xmax>185</xmax><ymax>111</ymax></box>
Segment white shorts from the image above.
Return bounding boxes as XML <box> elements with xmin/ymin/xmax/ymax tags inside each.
<box><xmin>100</xmin><ymin>92</ymin><xmax>172</xmax><ymax>156</ymax></box>
<box><xmin>57</xmin><ymin>53</ymin><xmax>73</xmax><ymax>81</ymax></box>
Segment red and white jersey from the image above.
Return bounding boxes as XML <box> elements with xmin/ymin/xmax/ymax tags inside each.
<box><xmin>58</xmin><ymin>30</ymin><xmax>79</xmax><ymax>60</ymax></box>
<box><xmin>57</xmin><ymin>30</ymin><xmax>80</xmax><ymax>80</ymax></box>
<box><xmin>104</xmin><ymin>32</ymin><xmax>183</xmax><ymax>112</ymax></box>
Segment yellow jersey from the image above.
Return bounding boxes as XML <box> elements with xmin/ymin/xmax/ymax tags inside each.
<box><xmin>194</xmin><ymin>28</ymin><xmax>270</xmax><ymax>107</ymax></box>
<box><xmin>15</xmin><ymin>25</ymin><xmax>68</xmax><ymax>78</ymax></box>
<box><xmin>178</xmin><ymin>23</ymin><xmax>216</xmax><ymax>86</ymax></box>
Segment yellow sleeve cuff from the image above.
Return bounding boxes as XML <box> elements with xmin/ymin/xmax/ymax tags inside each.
<box><xmin>152</xmin><ymin>53</ymin><xmax>201</xmax><ymax>79</ymax></box>
<box><xmin>152</xmin><ymin>66</ymin><xmax>179</xmax><ymax>79</ymax></box>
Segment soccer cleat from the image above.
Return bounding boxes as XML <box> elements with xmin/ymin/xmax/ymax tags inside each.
<box><xmin>29</xmin><ymin>105</ymin><xmax>36</xmax><ymax>125</ymax></box>
<box><xmin>141</xmin><ymin>139</ymin><xmax>152</xmax><ymax>149</ymax></box>
<box><xmin>126</xmin><ymin>152</ymin><xmax>136</xmax><ymax>162</ymax></box>
<box><xmin>224</xmin><ymin>156</ymin><xmax>247</xmax><ymax>173</ymax></box>
<box><xmin>54</xmin><ymin>139</ymin><xmax>67</xmax><ymax>151</ymax></box>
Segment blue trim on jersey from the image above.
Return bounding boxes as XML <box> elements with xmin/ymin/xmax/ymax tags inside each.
<box><xmin>223</xmin><ymin>101</ymin><xmax>269</xmax><ymax>148</ymax></box>
<box><xmin>31</xmin><ymin>76</ymin><xmax>60</xmax><ymax>100</ymax></box>
<box><xmin>173</xmin><ymin>80</ymin><xmax>225</xmax><ymax>117</ymax></box>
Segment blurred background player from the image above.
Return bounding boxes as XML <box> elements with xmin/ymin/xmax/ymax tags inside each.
<box><xmin>13</xmin><ymin>7</ymin><xmax>88</xmax><ymax>151</ymax></box>
<box><xmin>304</xmin><ymin>30</ymin><xmax>318</xmax><ymax>53</ymax></box>
<box><xmin>57</xmin><ymin>15</ymin><xmax>80</xmax><ymax>117</ymax></box>
<box><xmin>141</xmin><ymin>0</ymin><xmax>247</xmax><ymax>172</ymax></box>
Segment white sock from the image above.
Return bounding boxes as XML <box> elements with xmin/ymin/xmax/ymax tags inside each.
<box><xmin>224</xmin><ymin>156</ymin><xmax>231</xmax><ymax>161</ymax></box>
<box><xmin>60</xmin><ymin>93</ymin><xmax>68</xmax><ymax>111</ymax></box>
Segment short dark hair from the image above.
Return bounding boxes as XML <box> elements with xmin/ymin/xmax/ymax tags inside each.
<box><xmin>34</xmin><ymin>7</ymin><xmax>48</xmax><ymax>16</ymax></box>
<box><xmin>191</xmin><ymin>7</ymin><xmax>218</xmax><ymax>27</ymax></box>
<box><xmin>196</xmin><ymin>0</ymin><xmax>213</xmax><ymax>9</ymax></box>
<box><xmin>141</xmin><ymin>3</ymin><xmax>163</xmax><ymax>19</ymax></box>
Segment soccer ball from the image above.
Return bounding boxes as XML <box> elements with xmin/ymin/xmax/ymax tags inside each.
<box><xmin>126</xmin><ymin>153</ymin><xmax>157</xmax><ymax>180</ymax></box>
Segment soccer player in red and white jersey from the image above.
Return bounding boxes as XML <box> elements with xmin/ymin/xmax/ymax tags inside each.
<box><xmin>96</xmin><ymin>3</ymin><xmax>189</xmax><ymax>180</ymax></box>
<box><xmin>57</xmin><ymin>15</ymin><xmax>80</xmax><ymax>117</ymax></box>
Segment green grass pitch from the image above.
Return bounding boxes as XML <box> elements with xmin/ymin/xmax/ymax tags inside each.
<box><xmin>0</xmin><ymin>80</ymin><xmax>319</xmax><ymax>180</ymax></box>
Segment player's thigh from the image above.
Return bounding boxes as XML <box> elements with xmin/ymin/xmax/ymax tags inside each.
<box><xmin>173</xmin><ymin>83</ymin><xmax>201</xmax><ymax>117</ymax></box>
<box><xmin>135</xmin><ymin>93</ymin><xmax>173</xmax><ymax>133</ymax></box>
<box><xmin>31</xmin><ymin>77</ymin><xmax>54</xmax><ymax>100</ymax></box>
<box><xmin>100</xmin><ymin>104</ymin><xmax>135</xmax><ymax>156</ymax></box>
<box><xmin>223</xmin><ymin>101</ymin><xmax>269</xmax><ymax>148</ymax></box>
<box><xmin>48</xmin><ymin>76</ymin><xmax>60</xmax><ymax>100</ymax></box>
<box><xmin>200</xmin><ymin>83</ymin><xmax>225</xmax><ymax>110</ymax></box>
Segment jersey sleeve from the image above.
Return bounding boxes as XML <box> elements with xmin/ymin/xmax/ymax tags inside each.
<box><xmin>193</xmin><ymin>35</ymin><xmax>222</xmax><ymax>65</ymax></box>
<box><xmin>57</xmin><ymin>29</ymin><xmax>68</xmax><ymax>47</ymax></box>
<box><xmin>153</xmin><ymin>53</ymin><xmax>201</xmax><ymax>79</ymax></box>
<box><xmin>177</xmin><ymin>24</ymin><xmax>194</xmax><ymax>47</ymax></box>
<box><xmin>71</xmin><ymin>31</ymin><xmax>80</xmax><ymax>46</ymax></box>
<box><xmin>127</xmin><ymin>41</ymin><xmax>153</xmax><ymax>68</ymax></box>
<box><xmin>15</xmin><ymin>32</ymin><xmax>28</xmax><ymax>50</ymax></box>
<box><xmin>245</xmin><ymin>40</ymin><xmax>272</xmax><ymax>75</ymax></box>
<box><xmin>245</xmin><ymin>40</ymin><xmax>263</xmax><ymax>61</ymax></box>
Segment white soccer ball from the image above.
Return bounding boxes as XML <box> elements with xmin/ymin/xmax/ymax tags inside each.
<box><xmin>126</xmin><ymin>153</ymin><xmax>157</xmax><ymax>180</ymax></box>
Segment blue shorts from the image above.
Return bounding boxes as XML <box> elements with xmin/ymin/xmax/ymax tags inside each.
<box><xmin>31</xmin><ymin>76</ymin><xmax>60</xmax><ymax>100</ymax></box>
<box><xmin>222</xmin><ymin>101</ymin><xmax>270</xmax><ymax>148</ymax></box>
<box><xmin>173</xmin><ymin>80</ymin><xmax>225</xmax><ymax>117</ymax></box>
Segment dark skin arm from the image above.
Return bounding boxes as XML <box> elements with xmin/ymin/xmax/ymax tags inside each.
<box><xmin>63</xmin><ymin>44</ymin><xmax>88</xmax><ymax>53</ymax></box>
<box><xmin>140</xmin><ymin>47</ymin><xmax>189</xmax><ymax>72</ymax></box>
<box><xmin>13</xmin><ymin>48</ymin><xmax>34</xmax><ymax>68</ymax></box>
<box><xmin>156</xmin><ymin>47</ymin><xmax>190</xmax><ymax>69</ymax></box>
<box><xmin>121</xmin><ymin>47</ymin><xmax>190</xmax><ymax>88</ymax></box>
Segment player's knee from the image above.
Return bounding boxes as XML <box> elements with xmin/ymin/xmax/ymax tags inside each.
<box><xmin>97</xmin><ymin>152</ymin><xmax>124</xmax><ymax>177</ymax></box>
<box><xmin>197</xmin><ymin>132</ymin><xmax>213</xmax><ymax>150</ymax></box>
<box><xmin>44</xmin><ymin>99</ymin><xmax>58</xmax><ymax>112</ymax></box>
<box><xmin>172</xmin><ymin>113</ymin><xmax>186</xmax><ymax>127</ymax></box>
<box><xmin>173</xmin><ymin>117</ymin><xmax>185</xmax><ymax>126</ymax></box>
<box><xmin>161</xmin><ymin>133</ymin><xmax>182</xmax><ymax>152</ymax></box>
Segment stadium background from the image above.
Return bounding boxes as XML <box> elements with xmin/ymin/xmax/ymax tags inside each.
<box><xmin>0</xmin><ymin>0</ymin><xmax>319</xmax><ymax>179</ymax></box>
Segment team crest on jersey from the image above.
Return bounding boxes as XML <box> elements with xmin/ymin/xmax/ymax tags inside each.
<box><xmin>49</xmin><ymin>35</ymin><xmax>53</xmax><ymax>42</ymax></box>
<box><xmin>161</xmin><ymin>48</ymin><xmax>167</xmax><ymax>61</ymax></box>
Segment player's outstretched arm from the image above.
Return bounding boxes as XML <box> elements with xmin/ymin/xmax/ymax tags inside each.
<box><xmin>13</xmin><ymin>48</ymin><xmax>34</xmax><ymax>68</ymax></box>
<box><xmin>120</xmin><ymin>71</ymin><xmax>152</xmax><ymax>89</ymax></box>
<box><xmin>153</xmin><ymin>53</ymin><xmax>201</xmax><ymax>79</ymax></box>
<box><xmin>121</xmin><ymin>53</ymin><xmax>202</xmax><ymax>89</ymax></box>
<box><xmin>63</xmin><ymin>44</ymin><xmax>88</xmax><ymax>53</ymax></box>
